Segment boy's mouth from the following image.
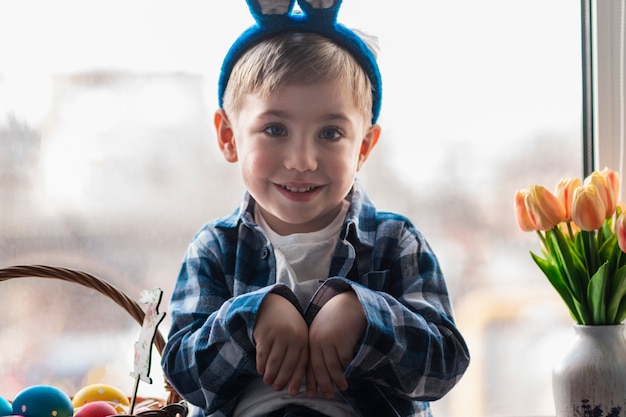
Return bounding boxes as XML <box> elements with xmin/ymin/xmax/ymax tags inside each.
<box><xmin>280</xmin><ymin>184</ymin><xmax>318</xmax><ymax>193</ymax></box>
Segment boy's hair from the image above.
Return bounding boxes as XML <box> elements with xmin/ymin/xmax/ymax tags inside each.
<box><xmin>222</xmin><ymin>32</ymin><xmax>373</xmax><ymax>123</ymax></box>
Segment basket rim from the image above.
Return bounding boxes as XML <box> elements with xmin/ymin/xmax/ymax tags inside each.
<box><xmin>0</xmin><ymin>264</ymin><xmax>180</xmax><ymax>404</ymax></box>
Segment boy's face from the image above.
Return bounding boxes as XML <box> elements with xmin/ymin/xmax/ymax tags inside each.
<box><xmin>215</xmin><ymin>79</ymin><xmax>380</xmax><ymax>235</ymax></box>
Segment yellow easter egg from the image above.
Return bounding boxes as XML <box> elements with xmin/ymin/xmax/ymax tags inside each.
<box><xmin>73</xmin><ymin>384</ymin><xmax>129</xmax><ymax>411</ymax></box>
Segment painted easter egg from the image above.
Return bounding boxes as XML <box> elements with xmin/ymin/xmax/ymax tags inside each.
<box><xmin>73</xmin><ymin>401</ymin><xmax>117</xmax><ymax>417</ymax></box>
<box><xmin>12</xmin><ymin>385</ymin><xmax>73</xmax><ymax>417</ymax></box>
<box><xmin>0</xmin><ymin>397</ymin><xmax>12</xmax><ymax>416</ymax></box>
<box><xmin>73</xmin><ymin>384</ymin><xmax>129</xmax><ymax>412</ymax></box>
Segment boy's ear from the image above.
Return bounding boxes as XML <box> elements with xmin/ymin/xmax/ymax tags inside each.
<box><xmin>214</xmin><ymin>109</ymin><xmax>239</xmax><ymax>163</ymax></box>
<box><xmin>357</xmin><ymin>124</ymin><xmax>381</xmax><ymax>171</ymax></box>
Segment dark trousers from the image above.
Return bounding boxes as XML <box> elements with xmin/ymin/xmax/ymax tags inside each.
<box><xmin>266</xmin><ymin>404</ymin><xmax>332</xmax><ymax>417</ymax></box>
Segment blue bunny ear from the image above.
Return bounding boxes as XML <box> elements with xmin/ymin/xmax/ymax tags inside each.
<box><xmin>220</xmin><ymin>0</ymin><xmax>383</xmax><ymax>123</ymax></box>
<box><xmin>247</xmin><ymin>0</ymin><xmax>296</xmax><ymax>24</ymax></box>
<box><xmin>297</xmin><ymin>0</ymin><xmax>341</xmax><ymax>23</ymax></box>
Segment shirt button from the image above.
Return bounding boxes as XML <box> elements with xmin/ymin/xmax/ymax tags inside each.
<box><xmin>260</xmin><ymin>247</ymin><xmax>269</xmax><ymax>259</ymax></box>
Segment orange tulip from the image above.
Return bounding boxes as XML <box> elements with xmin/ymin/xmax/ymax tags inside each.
<box><xmin>585</xmin><ymin>171</ymin><xmax>618</xmax><ymax>218</ymax></box>
<box><xmin>524</xmin><ymin>185</ymin><xmax>567</xmax><ymax>231</ymax></box>
<box><xmin>599</xmin><ymin>167</ymin><xmax>621</xmax><ymax>214</ymax></box>
<box><xmin>617</xmin><ymin>213</ymin><xmax>626</xmax><ymax>253</ymax></box>
<box><xmin>555</xmin><ymin>177</ymin><xmax>581</xmax><ymax>221</ymax></box>
<box><xmin>571</xmin><ymin>184</ymin><xmax>606</xmax><ymax>231</ymax></box>
<box><xmin>515</xmin><ymin>189</ymin><xmax>536</xmax><ymax>231</ymax></box>
<box><xmin>584</xmin><ymin>172</ymin><xmax>610</xmax><ymax>217</ymax></box>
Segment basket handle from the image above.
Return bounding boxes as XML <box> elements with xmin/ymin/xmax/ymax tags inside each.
<box><xmin>0</xmin><ymin>264</ymin><xmax>181</xmax><ymax>404</ymax></box>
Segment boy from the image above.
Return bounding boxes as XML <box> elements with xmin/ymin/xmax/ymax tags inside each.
<box><xmin>161</xmin><ymin>1</ymin><xmax>470</xmax><ymax>416</ymax></box>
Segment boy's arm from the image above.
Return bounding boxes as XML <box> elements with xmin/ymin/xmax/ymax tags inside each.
<box><xmin>254</xmin><ymin>293</ymin><xmax>309</xmax><ymax>396</ymax></box>
<box><xmin>161</xmin><ymin>233</ymin><xmax>301</xmax><ymax>415</ymax></box>
<box><xmin>306</xmin><ymin>290</ymin><xmax>367</xmax><ymax>399</ymax></box>
<box><xmin>308</xmin><ymin>229</ymin><xmax>470</xmax><ymax>402</ymax></box>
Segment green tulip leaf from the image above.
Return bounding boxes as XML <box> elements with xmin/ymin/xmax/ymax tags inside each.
<box><xmin>587</xmin><ymin>261</ymin><xmax>610</xmax><ymax>324</ymax></box>
<box><xmin>531</xmin><ymin>251</ymin><xmax>584</xmax><ymax>324</ymax></box>
<box><xmin>606</xmin><ymin>265</ymin><xmax>626</xmax><ymax>324</ymax></box>
<box><xmin>581</xmin><ymin>230</ymin><xmax>600</xmax><ymax>279</ymax></box>
<box><xmin>574</xmin><ymin>229</ymin><xmax>586</xmax><ymax>261</ymax></box>
<box><xmin>599</xmin><ymin>233</ymin><xmax>617</xmax><ymax>258</ymax></box>
<box><xmin>614</xmin><ymin>297</ymin><xmax>626</xmax><ymax>324</ymax></box>
<box><xmin>550</xmin><ymin>228</ymin><xmax>586</xmax><ymax>301</ymax></box>
<box><xmin>601</xmin><ymin>217</ymin><xmax>614</xmax><ymax>241</ymax></box>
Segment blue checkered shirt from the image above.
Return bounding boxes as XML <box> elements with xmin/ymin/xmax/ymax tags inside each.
<box><xmin>161</xmin><ymin>181</ymin><xmax>470</xmax><ymax>417</ymax></box>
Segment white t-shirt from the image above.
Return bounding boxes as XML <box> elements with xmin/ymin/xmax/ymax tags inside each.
<box><xmin>233</xmin><ymin>201</ymin><xmax>358</xmax><ymax>417</ymax></box>
<box><xmin>256</xmin><ymin>201</ymin><xmax>348</xmax><ymax>306</ymax></box>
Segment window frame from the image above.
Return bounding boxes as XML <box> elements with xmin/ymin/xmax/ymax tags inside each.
<box><xmin>593</xmin><ymin>0</ymin><xmax>626</xmax><ymax>193</ymax></box>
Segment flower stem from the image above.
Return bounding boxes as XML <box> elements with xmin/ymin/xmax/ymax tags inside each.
<box><xmin>583</xmin><ymin>230</ymin><xmax>598</xmax><ymax>276</ymax></box>
<box><xmin>550</xmin><ymin>227</ymin><xmax>591</xmax><ymax>323</ymax></box>
<box><xmin>566</xmin><ymin>221</ymin><xmax>575</xmax><ymax>240</ymax></box>
<box><xmin>536</xmin><ymin>230</ymin><xmax>547</xmax><ymax>248</ymax></box>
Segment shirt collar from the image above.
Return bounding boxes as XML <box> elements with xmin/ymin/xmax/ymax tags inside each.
<box><xmin>218</xmin><ymin>178</ymin><xmax>377</xmax><ymax>247</ymax></box>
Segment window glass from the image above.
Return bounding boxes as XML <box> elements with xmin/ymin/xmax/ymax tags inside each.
<box><xmin>0</xmin><ymin>1</ymin><xmax>582</xmax><ymax>415</ymax></box>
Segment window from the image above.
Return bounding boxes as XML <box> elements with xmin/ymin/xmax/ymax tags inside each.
<box><xmin>594</xmin><ymin>0</ymin><xmax>626</xmax><ymax>181</ymax></box>
<box><xmin>0</xmin><ymin>1</ymin><xmax>593</xmax><ymax>415</ymax></box>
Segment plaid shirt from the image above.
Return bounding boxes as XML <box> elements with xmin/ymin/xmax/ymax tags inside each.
<box><xmin>162</xmin><ymin>181</ymin><xmax>470</xmax><ymax>417</ymax></box>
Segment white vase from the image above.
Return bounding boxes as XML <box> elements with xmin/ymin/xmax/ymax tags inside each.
<box><xmin>552</xmin><ymin>324</ymin><xmax>626</xmax><ymax>417</ymax></box>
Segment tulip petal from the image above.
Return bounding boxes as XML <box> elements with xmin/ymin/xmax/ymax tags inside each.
<box><xmin>600</xmin><ymin>167</ymin><xmax>621</xmax><ymax>213</ymax></box>
<box><xmin>514</xmin><ymin>190</ymin><xmax>536</xmax><ymax>231</ymax></box>
<box><xmin>555</xmin><ymin>177</ymin><xmax>581</xmax><ymax>221</ymax></box>
<box><xmin>617</xmin><ymin>213</ymin><xmax>626</xmax><ymax>253</ymax></box>
<box><xmin>572</xmin><ymin>184</ymin><xmax>606</xmax><ymax>231</ymax></box>
<box><xmin>525</xmin><ymin>185</ymin><xmax>566</xmax><ymax>231</ymax></box>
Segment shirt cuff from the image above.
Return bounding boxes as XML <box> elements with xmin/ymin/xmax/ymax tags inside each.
<box><xmin>268</xmin><ymin>283</ymin><xmax>304</xmax><ymax>315</ymax></box>
<box><xmin>304</xmin><ymin>277</ymin><xmax>354</xmax><ymax>324</ymax></box>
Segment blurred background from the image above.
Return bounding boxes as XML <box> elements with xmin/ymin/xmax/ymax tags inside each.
<box><xmin>0</xmin><ymin>1</ymin><xmax>587</xmax><ymax>415</ymax></box>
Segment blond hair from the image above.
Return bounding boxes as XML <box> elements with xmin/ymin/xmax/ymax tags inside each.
<box><xmin>222</xmin><ymin>32</ymin><xmax>374</xmax><ymax>122</ymax></box>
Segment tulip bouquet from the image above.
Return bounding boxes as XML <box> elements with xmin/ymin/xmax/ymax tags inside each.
<box><xmin>515</xmin><ymin>168</ymin><xmax>626</xmax><ymax>325</ymax></box>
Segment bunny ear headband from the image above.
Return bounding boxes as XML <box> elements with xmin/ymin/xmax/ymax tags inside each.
<box><xmin>218</xmin><ymin>0</ymin><xmax>382</xmax><ymax>123</ymax></box>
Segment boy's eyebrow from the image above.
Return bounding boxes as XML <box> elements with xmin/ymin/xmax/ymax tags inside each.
<box><xmin>322</xmin><ymin>112</ymin><xmax>352</xmax><ymax>122</ymax></box>
<box><xmin>258</xmin><ymin>109</ymin><xmax>290</xmax><ymax>119</ymax></box>
<box><xmin>259</xmin><ymin>109</ymin><xmax>353</xmax><ymax>122</ymax></box>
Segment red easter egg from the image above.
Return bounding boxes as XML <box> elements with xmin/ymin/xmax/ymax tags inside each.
<box><xmin>74</xmin><ymin>401</ymin><xmax>117</xmax><ymax>417</ymax></box>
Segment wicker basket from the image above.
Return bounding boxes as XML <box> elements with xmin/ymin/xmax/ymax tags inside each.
<box><xmin>0</xmin><ymin>264</ymin><xmax>183</xmax><ymax>411</ymax></box>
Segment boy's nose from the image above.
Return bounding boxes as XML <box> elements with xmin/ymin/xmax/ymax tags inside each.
<box><xmin>284</xmin><ymin>139</ymin><xmax>318</xmax><ymax>172</ymax></box>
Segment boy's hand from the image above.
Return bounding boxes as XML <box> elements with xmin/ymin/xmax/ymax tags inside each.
<box><xmin>306</xmin><ymin>291</ymin><xmax>366</xmax><ymax>399</ymax></box>
<box><xmin>253</xmin><ymin>293</ymin><xmax>309</xmax><ymax>396</ymax></box>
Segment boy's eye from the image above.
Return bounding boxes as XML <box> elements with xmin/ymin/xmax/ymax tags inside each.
<box><xmin>264</xmin><ymin>125</ymin><xmax>286</xmax><ymax>136</ymax></box>
<box><xmin>320</xmin><ymin>127</ymin><xmax>342</xmax><ymax>141</ymax></box>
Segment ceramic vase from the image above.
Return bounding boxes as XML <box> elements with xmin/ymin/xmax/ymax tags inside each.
<box><xmin>552</xmin><ymin>324</ymin><xmax>626</xmax><ymax>417</ymax></box>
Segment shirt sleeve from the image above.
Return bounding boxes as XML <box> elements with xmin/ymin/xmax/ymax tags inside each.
<box><xmin>308</xmin><ymin>225</ymin><xmax>470</xmax><ymax>403</ymax></box>
<box><xmin>160</xmin><ymin>227</ymin><xmax>297</xmax><ymax>416</ymax></box>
